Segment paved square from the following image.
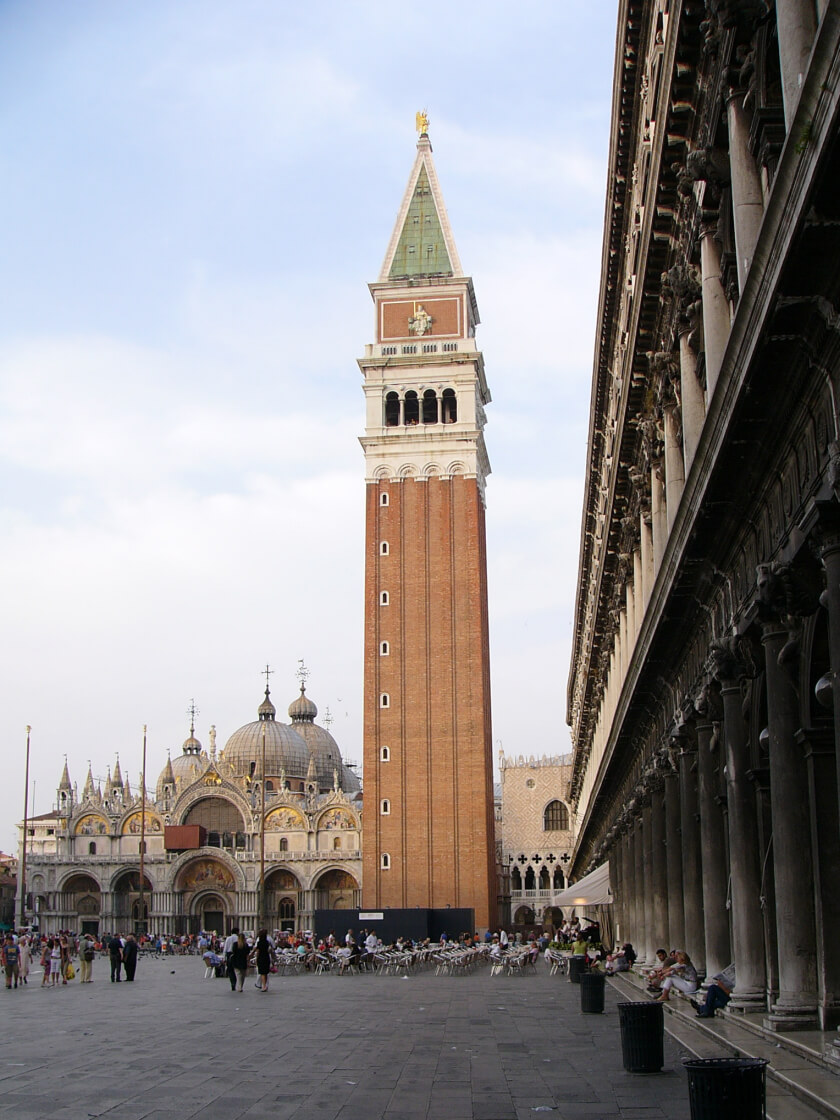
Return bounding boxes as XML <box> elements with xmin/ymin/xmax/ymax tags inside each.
<box><xmin>0</xmin><ymin>957</ymin><xmax>692</xmax><ymax>1119</ymax></box>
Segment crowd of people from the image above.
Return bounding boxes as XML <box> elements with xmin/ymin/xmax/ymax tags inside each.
<box><xmin>1</xmin><ymin>928</ymin><xmax>163</xmax><ymax>988</ymax></box>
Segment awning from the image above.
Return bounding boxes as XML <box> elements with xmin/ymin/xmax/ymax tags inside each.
<box><xmin>553</xmin><ymin>861</ymin><xmax>612</xmax><ymax>907</ymax></box>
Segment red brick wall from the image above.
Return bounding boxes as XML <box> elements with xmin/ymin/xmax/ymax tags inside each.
<box><xmin>362</xmin><ymin>475</ymin><xmax>495</xmax><ymax>927</ymax></box>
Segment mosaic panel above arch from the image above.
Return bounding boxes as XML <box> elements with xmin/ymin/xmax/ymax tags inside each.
<box><xmin>318</xmin><ymin>808</ymin><xmax>358</xmax><ymax>831</ymax></box>
<box><xmin>176</xmin><ymin>857</ymin><xmax>236</xmax><ymax>893</ymax></box>
<box><xmin>75</xmin><ymin>815</ymin><xmax>109</xmax><ymax>836</ymax></box>
<box><xmin>265</xmin><ymin>807</ymin><xmax>306</xmax><ymax>831</ymax></box>
<box><xmin>122</xmin><ymin>811</ymin><xmax>163</xmax><ymax>836</ymax></box>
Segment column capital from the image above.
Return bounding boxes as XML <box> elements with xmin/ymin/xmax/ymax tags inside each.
<box><xmin>800</xmin><ymin>496</ymin><xmax>840</xmax><ymax>559</ymax></box>
<box><xmin>707</xmin><ymin>634</ymin><xmax>760</xmax><ymax>684</ymax></box>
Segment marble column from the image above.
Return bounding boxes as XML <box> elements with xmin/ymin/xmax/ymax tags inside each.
<box><xmin>761</xmin><ymin>617</ymin><xmax>819</xmax><ymax>1028</ymax></box>
<box><xmin>633</xmin><ymin>549</ymin><xmax>645</xmax><ymax>634</ymax></box>
<box><xmin>635</xmin><ymin>811</ymin><xmax>650</xmax><ymax>965</ymax></box>
<box><xmin>700</xmin><ymin>227</ymin><xmax>731</xmax><ymax>399</ymax></box>
<box><xmin>695</xmin><ymin>704</ymin><xmax>731</xmax><ymax>979</ymax></box>
<box><xmin>664</xmin><ymin>766</ymin><xmax>686</xmax><ymax>951</ymax></box>
<box><xmin>649</xmin><ymin>781</ymin><xmax>669</xmax><ymax>951</ymax></box>
<box><xmin>711</xmin><ymin>646</ymin><xmax>766</xmax><ymax>1010</ymax></box>
<box><xmin>651</xmin><ymin>461</ymin><xmax>667</xmax><ymax>571</ymax></box>
<box><xmin>663</xmin><ymin>406</ymin><xmax>685</xmax><ymax>533</ymax></box>
<box><xmin>775</xmin><ymin>0</ymin><xmax>818</xmax><ymax>128</ymax></box>
<box><xmin>626</xmin><ymin>579</ymin><xmax>636</xmax><ymax>655</ymax></box>
<box><xmin>678</xmin><ymin>739</ymin><xmax>706</xmax><ymax>974</ymax></box>
<box><xmin>726</xmin><ymin>89</ymin><xmax>766</xmax><ymax>291</ymax></box>
<box><xmin>640</xmin><ymin>509</ymin><xmax>655</xmax><ymax>607</ymax></box>
<box><xmin>678</xmin><ymin>328</ymin><xmax>705</xmax><ymax>471</ymax></box>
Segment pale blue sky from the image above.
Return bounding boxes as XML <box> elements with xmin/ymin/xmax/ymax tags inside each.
<box><xmin>0</xmin><ymin>0</ymin><xmax>616</xmax><ymax>848</ymax></box>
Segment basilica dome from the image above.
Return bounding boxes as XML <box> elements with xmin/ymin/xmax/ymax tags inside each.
<box><xmin>221</xmin><ymin>688</ymin><xmax>310</xmax><ymax>778</ymax></box>
<box><xmin>287</xmin><ymin>686</ymin><xmax>361</xmax><ymax>793</ymax></box>
<box><xmin>156</xmin><ymin>731</ymin><xmax>208</xmax><ymax>799</ymax></box>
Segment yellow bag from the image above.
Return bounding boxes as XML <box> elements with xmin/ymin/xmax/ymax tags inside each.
<box><xmin>65</xmin><ymin>963</ymin><xmax>75</xmax><ymax>980</ymax></box>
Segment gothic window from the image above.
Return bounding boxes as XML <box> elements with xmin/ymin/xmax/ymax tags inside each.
<box><xmin>553</xmin><ymin>867</ymin><xmax>564</xmax><ymax>889</ymax></box>
<box><xmin>279</xmin><ymin>897</ymin><xmax>295</xmax><ymax>921</ymax></box>
<box><xmin>422</xmin><ymin>389</ymin><xmax>438</xmax><ymax>424</ymax></box>
<box><xmin>88</xmin><ymin>842</ymin><xmax>96</xmax><ymax>855</ymax></box>
<box><xmin>539</xmin><ymin>866</ymin><xmax>550</xmax><ymax>890</ymax></box>
<box><xmin>544</xmin><ymin>800</ymin><xmax>569</xmax><ymax>831</ymax></box>
<box><xmin>380</xmin><ymin>746</ymin><xmax>390</xmax><ymax>762</ymax></box>
<box><xmin>279</xmin><ymin>837</ymin><xmax>288</xmax><ymax>852</ymax></box>
<box><xmin>380</xmin><ymin>641</ymin><xmax>389</xmax><ymax>655</ymax></box>
<box><xmin>441</xmin><ymin>388</ymin><xmax>457</xmax><ymax>423</ymax></box>
<box><xmin>381</xmin><ymin>853</ymin><xmax>391</xmax><ymax>869</ymax></box>
<box><xmin>380</xmin><ymin>590</ymin><xmax>389</xmax><ymax>605</ymax></box>
<box><xmin>380</xmin><ymin>541</ymin><xmax>389</xmax><ymax>555</ymax></box>
<box><xmin>511</xmin><ymin>866</ymin><xmax>522</xmax><ymax>890</ymax></box>
<box><xmin>385</xmin><ymin>391</ymin><xmax>400</xmax><ymax>427</ymax></box>
<box><xmin>381</xmin><ymin>799</ymin><xmax>390</xmax><ymax>815</ymax></box>
<box><xmin>380</xmin><ymin>693</ymin><xmax>390</xmax><ymax>708</ymax></box>
<box><xmin>404</xmin><ymin>391</ymin><xmax>419</xmax><ymax>425</ymax></box>
<box><xmin>524</xmin><ymin>865</ymin><xmax>536</xmax><ymax>890</ymax></box>
<box><xmin>380</xmin><ymin>491</ymin><xmax>389</xmax><ymax>506</ymax></box>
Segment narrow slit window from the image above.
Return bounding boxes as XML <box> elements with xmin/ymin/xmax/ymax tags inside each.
<box><xmin>380</xmin><ymin>591</ymin><xmax>389</xmax><ymax>606</ymax></box>
<box><xmin>380</xmin><ymin>492</ymin><xmax>389</xmax><ymax>506</ymax></box>
<box><xmin>381</xmin><ymin>799</ymin><xmax>390</xmax><ymax>815</ymax></box>
<box><xmin>380</xmin><ymin>641</ymin><xmax>389</xmax><ymax>655</ymax></box>
<box><xmin>380</xmin><ymin>541</ymin><xmax>389</xmax><ymax>556</ymax></box>
<box><xmin>380</xmin><ymin>746</ymin><xmax>390</xmax><ymax>762</ymax></box>
<box><xmin>380</xmin><ymin>693</ymin><xmax>390</xmax><ymax>708</ymax></box>
<box><xmin>381</xmin><ymin>853</ymin><xmax>391</xmax><ymax>870</ymax></box>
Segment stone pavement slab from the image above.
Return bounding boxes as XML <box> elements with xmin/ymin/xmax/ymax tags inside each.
<box><xmin>0</xmin><ymin>956</ymin><xmax>694</xmax><ymax>1119</ymax></box>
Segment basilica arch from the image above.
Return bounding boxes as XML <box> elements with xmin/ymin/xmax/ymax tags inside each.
<box><xmin>312</xmin><ymin>867</ymin><xmax>360</xmax><ymax>911</ymax></box>
<box><xmin>57</xmin><ymin>872</ymin><xmax>102</xmax><ymax>934</ymax></box>
<box><xmin>111</xmin><ymin>868</ymin><xmax>154</xmax><ymax>925</ymax></box>
<box><xmin>179</xmin><ymin>794</ymin><xmax>249</xmax><ymax>852</ymax></box>
<box><xmin>264</xmin><ymin>867</ymin><xmax>302</xmax><ymax>932</ymax></box>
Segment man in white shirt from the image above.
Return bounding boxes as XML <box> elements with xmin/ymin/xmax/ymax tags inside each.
<box><xmin>222</xmin><ymin>927</ymin><xmax>240</xmax><ymax>992</ymax></box>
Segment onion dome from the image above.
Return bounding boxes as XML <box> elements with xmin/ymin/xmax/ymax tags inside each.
<box><xmin>221</xmin><ymin>687</ymin><xmax>310</xmax><ymax>779</ymax></box>
<box><xmin>287</xmin><ymin>685</ymin><xmax>360</xmax><ymax>793</ymax></box>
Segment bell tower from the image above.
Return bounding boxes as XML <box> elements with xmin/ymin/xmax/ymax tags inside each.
<box><xmin>359</xmin><ymin>119</ymin><xmax>495</xmax><ymax>928</ymax></box>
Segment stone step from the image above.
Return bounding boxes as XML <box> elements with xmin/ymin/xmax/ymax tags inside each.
<box><xmin>608</xmin><ymin>974</ymin><xmax>840</xmax><ymax>1120</ymax></box>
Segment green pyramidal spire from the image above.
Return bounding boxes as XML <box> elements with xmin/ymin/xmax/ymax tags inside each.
<box><xmin>388</xmin><ymin>165</ymin><xmax>453</xmax><ymax>279</ymax></box>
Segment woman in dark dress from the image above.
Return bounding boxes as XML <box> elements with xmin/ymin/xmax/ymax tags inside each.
<box><xmin>229</xmin><ymin>933</ymin><xmax>249</xmax><ymax>993</ymax></box>
<box><xmin>254</xmin><ymin>929</ymin><xmax>272</xmax><ymax>992</ymax></box>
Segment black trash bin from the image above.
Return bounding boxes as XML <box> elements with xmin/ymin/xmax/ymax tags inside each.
<box><xmin>618</xmin><ymin>1001</ymin><xmax>664</xmax><ymax>1072</ymax></box>
<box><xmin>568</xmin><ymin>956</ymin><xmax>588</xmax><ymax>984</ymax></box>
<box><xmin>580</xmin><ymin>970</ymin><xmax>605</xmax><ymax>1013</ymax></box>
<box><xmin>684</xmin><ymin>1057</ymin><xmax>768</xmax><ymax>1119</ymax></box>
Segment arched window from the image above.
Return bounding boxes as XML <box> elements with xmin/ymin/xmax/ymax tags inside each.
<box><xmin>524</xmin><ymin>865</ymin><xmax>536</xmax><ymax>890</ymax></box>
<box><xmin>279</xmin><ymin>897</ymin><xmax>295</xmax><ymax>921</ymax></box>
<box><xmin>539</xmin><ymin>866</ymin><xmax>550</xmax><ymax>890</ymax></box>
<box><xmin>380</xmin><ymin>641</ymin><xmax>389</xmax><ymax>655</ymax></box>
<box><xmin>265</xmin><ymin>781</ymin><xmax>273</xmax><ymax>791</ymax></box>
<box><xmin>380</xmin><ymin>491</ymin><xmax>389</xmax><ymax>506</ymax></box>
<box><xmin>404</xmin><ymin>391</ymin><xmax>419</xmax><ymax>425</ymax></box>
<box><xmin>422</xmin><ymin>388</ymin><xmax>438</xmax><ymax>424</ymax></box>
<box><xmin>442</xmin><ymin>387</ymin><xmax>457</xmax><ymax>423</ymax></box>
<box><xmin>544</xmin><ymin>800</ymin><xmax>569</xmax><ymax>831</ymax></box>
<box><xmin>380</xmin><ymin>590</ymin><xmax>389</xmax><ymax>605</ymax></box>
<box><xmin>381</xmin><ymin>853</ymin><xmax>391</xmax><ymax>869</ymax></box>
<box><xmin>381</xmin><ymin>799</ymin><xmax>390</xmax><ymax>815</ymax></box>
<box><xmin>279</xmin><ymin>837</ymin><xmax>288</xmax><ymax>852</ymax></box>
<box><xmin>380</xmin><ymin>541</ymin><xmax>389</xmax><ymax>556</ymax></box>
<box><xmin>380</xmin><ymin>746</ymin><xmax>390</xmax><ymax>762</ymax></box>
<box><xmin>553</xmin><ymin>866</ymin><xmax>564</xmax><ymax>890</ymax></box>
<box><xmin>380</xmin><ymin>693</ymin><xmax>390</xmax><ymax>708</ymax></box>
<box><xmin>385</xmin><ymin>391</ymin><xmax>400</xmax><ymax>427</ymax></box>
<box><xmin>511</xmin><ymin>866</ymin><xmax>522</xmax><ymax>890</ymax></box>
<box><xmin>88</xmin><ymin>842</ymin><xmax>96</xmax><ymax>856</ymax></box>
<box><xmin>333</xmin><ymin>837</ymin><xmax>342</xmax><ymax>850</ymax></box>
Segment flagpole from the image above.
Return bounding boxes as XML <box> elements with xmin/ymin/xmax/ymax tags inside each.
<box><xmin>138</xmin><ymin>724</ymin><xmax>147</xmax><ymax>935</ymax></box>
<box><xmin>19</xmin><ymin>726</ymin><xmax>31</xmax><ymax>928</ymax></box>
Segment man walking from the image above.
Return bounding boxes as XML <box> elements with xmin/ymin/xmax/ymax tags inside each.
<box><xmin>79</xmin><ymin>933</ymin><xmax>96</xmax><ymax>983</ymax></box>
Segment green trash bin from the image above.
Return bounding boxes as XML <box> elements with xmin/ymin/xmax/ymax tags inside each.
<box><xmin>618</xmin><ymin>1001</ymin><xmax>664</xmax><ymax>1072</ymax></box>
<box><xmin>684</xmin><ymin>1057</ymin><xmax>768</xmax><ymax>1119</ymax></box>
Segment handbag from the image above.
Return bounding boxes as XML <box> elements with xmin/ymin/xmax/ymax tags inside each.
<box><xmin>65</xmin><ymin>963</ymin><xmax>75</xmax><ymax>980</ymax></box>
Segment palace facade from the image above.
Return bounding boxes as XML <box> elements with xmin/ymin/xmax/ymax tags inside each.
<box><xmin>18</xmin><ymin>681</ymin><xmax>362</xmax><ymax>936</ymax></box>
<box><xmin>567</xmin><ymin>0</ymin><xmax>840</xmax><ymax>1036</ymax></box>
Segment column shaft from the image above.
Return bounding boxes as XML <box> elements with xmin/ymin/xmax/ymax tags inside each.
<box><xmin>664</xmin><ymin>407</ymin><xmax>685</xmax><ymax>532</ymax></box>
<box><xmin>762</xmin><ymin>623</ymin><xmax>818</xmax><ymax>1028</ymax></box>
<box><xmin>650</xmin><ymin>787</ymin><xmax>669</xmax><ymax>951</ymax></box>
<box><xmin>697</xmin><ymin>719</ymin><xmax>731</xmax><ymax>977</ymax></box>
<box><xmin>651</xmin><ymin>463</ymin><xmax>667</xmax><ymax>571</ymax></box>
<box><xmin>700</xmin><ymin>230</ymin><xmax>731</xmax><ymax>398</ymax></box>
<box><xmin>775</xmin><ymin>0</ymin><xmax>818</xmax><ymax>127</ymax></box>
<box><xmin>664</xmin><ymin>771</ymin><xmax>686</xmax><ymax>950</ymax></box>
<box><xmin>640</xmin><ymin>514</ymin><xmax>654</xmax><ymax>607</ymax></box>
<box><xmin>727</xmin><ymin>91</ymin><xmax>765</xmax><ymax>290</ymax></box>
<box><xmin>679</xmin><ymin>747</ymin><xmax>706</xmax><ymax>973</ymax></box>
<box><xmin>679</xmin><ymin>330</ymin><xmax>705</xmax><ymax>471</ymax></box>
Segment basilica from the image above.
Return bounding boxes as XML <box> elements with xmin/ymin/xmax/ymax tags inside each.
<box><xmin>21</xmin><ymin>680</ymin><xmax>362</xmax><ymax>936</ymax></box>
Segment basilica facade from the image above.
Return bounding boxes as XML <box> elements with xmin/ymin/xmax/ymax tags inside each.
<box><xmin>19</xmin><ymin>681</ymin><xmax>362</xmax><ymax>936</ymax></box>
<box><xmin>567</xmin><ymin>0</ymin><xmax>840</xmax><ymax>1035</ymax></box>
